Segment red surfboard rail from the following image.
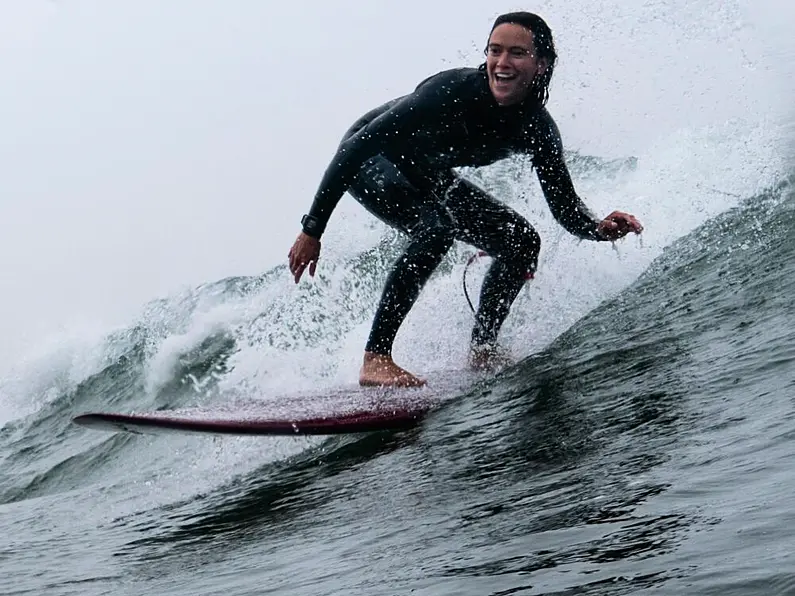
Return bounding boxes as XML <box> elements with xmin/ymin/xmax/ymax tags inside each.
<box><xmin>72</xmin><ymin>404</ymin><xmax>432</xmax><ymax>436</ymax></box>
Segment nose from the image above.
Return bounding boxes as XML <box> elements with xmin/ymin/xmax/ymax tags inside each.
<box><xmin>496</xmin><ymin>50</ymin><xmax>511</xmax><ymax>68</ymax></box>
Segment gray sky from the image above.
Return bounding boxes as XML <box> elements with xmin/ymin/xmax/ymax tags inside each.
<box><xmin>0</xmin><ymin>1</ymin><xmax>499</xmax><ymax>343</ymax></box>
<box><xmin>0</xmin><ymin>0</ymin><xmax>791</xmax><ymax>347</ymax></box>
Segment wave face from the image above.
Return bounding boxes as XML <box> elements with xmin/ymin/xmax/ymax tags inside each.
<box><xmin>1</xmin><ymin>1</ymin><xmax>793</xmax><ymax>595</ymax></box>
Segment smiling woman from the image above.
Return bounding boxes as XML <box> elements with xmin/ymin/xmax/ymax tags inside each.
<box><xmin>483</xmin><ymin>12</ymin><xmax>557</xmax><ymax>106</ymax></box>
<box><xmin>288</xmin><ymin>11</ymin><xmax>643</xmax><ymax>388</ymax></box>
<box><xmin>0</xmin><ymin>2</ymin><xmax>791</xmax><ymax>595</ymax></box>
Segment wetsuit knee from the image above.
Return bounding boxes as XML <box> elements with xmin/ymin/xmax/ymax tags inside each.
<box><xmin>470</xmin><ymin>225</ymin><xmax>538</xmax><ymax>349</ymax></box>
<box><xmin>497</xmin><ymin>221</ymin><xmax>541</xmax><ymax>276</ymax></box>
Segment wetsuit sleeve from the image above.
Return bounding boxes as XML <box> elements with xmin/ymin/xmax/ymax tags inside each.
<box><xmin>303</xmin><ymin>74</ymin><xmax>458</xmax><ymax>238</ymax></box>
<box><xmin>532</xmin><ymin>111</ymin><xmax>605</xmax><ymax>241</ymax></box>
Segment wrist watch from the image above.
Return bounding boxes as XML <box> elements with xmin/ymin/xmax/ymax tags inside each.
<box><xmin>301</xmin><ymin>214</ymin><xmax>322</xmax><ymax>239</ymax></box>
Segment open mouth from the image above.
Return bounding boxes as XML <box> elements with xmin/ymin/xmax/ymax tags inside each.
<box><xmin>493</xmin><ymin>72</ymin><xmax>517</xmax><ymax>85</ymax></box>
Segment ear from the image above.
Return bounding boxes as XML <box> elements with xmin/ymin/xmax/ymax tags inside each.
<box><xmin>536</xmin><ymin>58</ymin><xmax>549</xmax><ymax>76</ymax></box>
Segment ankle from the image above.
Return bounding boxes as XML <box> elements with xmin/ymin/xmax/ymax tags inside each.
<box><xmin>363</xmin><ymin>351</ymin><xmax>392</xmax><ymax>363</ymax></box>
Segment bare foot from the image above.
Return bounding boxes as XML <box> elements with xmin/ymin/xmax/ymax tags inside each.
<box><xmin>359</xmin><ymin>352</ymin><xmax>426</xmax><ymax>387</ymax></box>
<box><xmin>468</xmin><ymin>344</ymin><xmax>514</xmax><ymax>372</ymax></box>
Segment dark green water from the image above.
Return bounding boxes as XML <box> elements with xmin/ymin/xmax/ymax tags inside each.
<box><xmin>1</xmin><ymin>171</ymin><xmax>792</xmax><ymax>595</ymax></box>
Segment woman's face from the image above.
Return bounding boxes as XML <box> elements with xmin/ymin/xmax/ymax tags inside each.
<box><xmin>486</xmin><ymin>23</ymin><xmax>548</xmax><ymax>106</ymax></box>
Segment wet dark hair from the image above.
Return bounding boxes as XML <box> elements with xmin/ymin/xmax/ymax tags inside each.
<box><xmin>480</xmin><ymin>12</ymin><xmax>558</xmax><ymax>105</ymax></box>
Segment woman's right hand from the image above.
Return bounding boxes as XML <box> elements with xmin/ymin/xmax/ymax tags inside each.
<box><xmin>288</xmin><ymin>232</ymin><xmax>321</xmax><ymax>283</ymax></box>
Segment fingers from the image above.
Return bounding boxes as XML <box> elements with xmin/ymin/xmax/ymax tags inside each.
<box><xmin>292</xmin><ymin>258</ymin><xmax>317</xmax><ymax>284</ymax></box>
<box><xmin>287</xmin><ymin>248</ymin><xmax>302</xmax><ymax>283</ymax></box>
<box><xmin>290</xmin><ymin>256</ymin><xmax>312</xmax><ymax>284</ymax></box>
<box><xmin>596</xmin><ymin>219</ymin><xmax>618</xmax><ymax>240</ymax></box>
<box><xmin>628</xmin><ymin>215</ymin><xmax>644</xmax><ymax>233</ymax></box>
<box><xmin>292</xmin><ymin>260</ymin><xmax>304</xmax><ymax>284</ymax></box>
<box><xmin>602</xmin><ymin>211</ymin><xmax>644</xmax><ymax>239</ymax></box>
<box><xmin>610</xmin><ymin>212</ymin><xmax>642</xmax><ymax>231</ymax></box>
<box><xmin>287</xmin><ymin>236</ymin><xmax>320</xmax><ymax>284</ymax></box>
<box><xmin>289</xmin><ymin>258</ymin><xmax>302</xmax><ymax>284</ymax></box>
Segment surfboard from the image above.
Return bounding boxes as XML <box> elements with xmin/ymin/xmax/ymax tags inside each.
<box><xmin>72</xmin><ymin>402</ymin><xmax>431</xmax><ymax>436</ymax></box>
<box><xmin>73</xmin><ymin>371</ymin><xmax>478</xmax><ymax>436</ymax></box>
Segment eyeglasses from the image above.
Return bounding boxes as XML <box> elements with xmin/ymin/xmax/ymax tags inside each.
<box><xmin>485</xmin><ymin>44</ymin><xmax>534</xmax><ymax>59</ymax></box>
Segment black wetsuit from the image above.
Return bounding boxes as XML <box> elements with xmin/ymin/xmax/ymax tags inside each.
<box><xmin>302</xmin><ymin>67</ymin><xmax>605</xmax><ymax>355</ymax></box>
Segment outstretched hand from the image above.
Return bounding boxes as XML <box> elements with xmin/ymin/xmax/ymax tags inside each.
<box><xmin>597</xmin><ymin>210</ymin><xmax>644</xmax><ymax>241</ymax></box>
<box><xmin>288</xmin><ymin>232</ymin><xmax>321</xmax><ymax>283</ymax></box>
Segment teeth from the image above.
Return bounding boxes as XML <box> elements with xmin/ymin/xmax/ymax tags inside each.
<box><xmin>495</xmin><ymin>73</ymin><xmax>515</xmax><ymax>80</ymax></box>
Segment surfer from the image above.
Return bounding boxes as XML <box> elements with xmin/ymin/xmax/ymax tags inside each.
<box><xmin>288</xmin><ymin>11</ymin><xmax>643</xmax><ymax>387</ymax></box>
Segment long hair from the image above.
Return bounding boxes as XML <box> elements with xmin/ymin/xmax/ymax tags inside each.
<box><xmin>479</xmin><ymin>12</ymin><xmax>558</xmax><ymax>106</ymax></box>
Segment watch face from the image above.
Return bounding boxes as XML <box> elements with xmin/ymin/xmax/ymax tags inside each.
<box><xmin>302</xmin><ymin>215</ymin><xmax>321</xmax><ymax>236</ymax></box>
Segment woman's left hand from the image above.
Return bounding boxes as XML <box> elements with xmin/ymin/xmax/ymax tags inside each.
<box><xmin>597</xmin><ymin>211</ymin><xmax>644</xmax><ymax>240</ymax></box>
